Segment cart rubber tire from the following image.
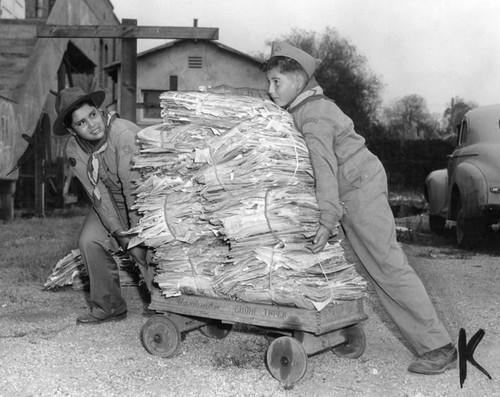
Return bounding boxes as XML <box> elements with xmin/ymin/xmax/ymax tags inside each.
<box><xmin>198</xmin><ymin>321</ymin><xmax>232</xmax><ymax>339</ymax></box>
<box><xmin>266</xmin><ymin>336</ymin><xmax>307</xmax><ymax>389</ymax></box>
<box><xmin>140</xmin><ymin>314</ymin><xmax>181</xmax><ymax>358</ymax></box>
<box><xmin>331</xmin><ymin>323</ymin><xmax>366</xmax><ymax>359</ymax></box>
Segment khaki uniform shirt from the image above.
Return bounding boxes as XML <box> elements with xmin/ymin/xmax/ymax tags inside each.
<box><xmin>288</xmin><ymin>79</ymin><xmax>366</xmax><ymax>231</ymax></box>
<box><xmin>66</xmin><ymin>117</ymin><xmax>142</xmax><ymax>234</ymax></box>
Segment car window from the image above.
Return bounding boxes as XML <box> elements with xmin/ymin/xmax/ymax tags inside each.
<box><xmin>457</xmin><ymin>120</ymin><xmax>469</xmax><ymax>146</ymax></box>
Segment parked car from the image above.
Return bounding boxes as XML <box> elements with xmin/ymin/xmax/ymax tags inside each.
<box><xmin>424</xmin><ymin>104</ymin><xmax>500</xmax><ymax>248</ymax></box>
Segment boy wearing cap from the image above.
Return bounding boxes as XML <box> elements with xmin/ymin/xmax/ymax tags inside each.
<box><xmin>54</xmin><ymin>87</ymin><xmax>150</xmax><ymax>325</ymax></box>
<box><xmin>259</xmin><ymin>41</ymin><xmax>457</xmax><ymax>374</ymax></box>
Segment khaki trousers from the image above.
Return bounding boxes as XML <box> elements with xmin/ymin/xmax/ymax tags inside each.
<box><xmin>339</xmin><ymin>148</ymin><xmax>452</xmax><ymax>355</ymax></box>
<box><xmin>78</xmin><ymin>209</ymin><xmax>127</xmax><ymax>319</ymax></box>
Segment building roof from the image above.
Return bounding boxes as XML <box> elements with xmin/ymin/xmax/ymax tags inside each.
<box><xmin>104</xmin><ymin>39</ymin><xmax>264</xmax><ymax>70</ymax></box>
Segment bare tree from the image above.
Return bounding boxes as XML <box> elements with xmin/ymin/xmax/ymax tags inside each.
<box><xmin>382</xmin><ymin>94</ymin><xmax>439</xmax><ymax>139</ymax></box>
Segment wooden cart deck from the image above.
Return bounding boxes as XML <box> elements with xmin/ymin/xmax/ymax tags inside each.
<box><xmin>149</xmin><ymin>288</ymin><xmax>367</xmax><ymax>336</ymax></box>
<box><xmin>142</xmin><ymin>289</ymin><xmax>368</xmax><ymax>388</ymax></box>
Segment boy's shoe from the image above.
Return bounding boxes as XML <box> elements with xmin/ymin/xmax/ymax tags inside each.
<box><xmin>76</xmin><ymin>310</ymin><xmax>127</xmax><ymax>325</ymax></box>
<box><xmin>408</xmin><ymin>343</ymin><xmax>458</xmax><ymax>375</ymax></box>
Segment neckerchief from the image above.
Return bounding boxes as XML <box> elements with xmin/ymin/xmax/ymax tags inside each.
<box><xmin>286</xmin><ymin>78</ymin><xmax>323</xmax><ymax>113</ymax></box>
<box><xmin>75</xmin><ymin>112</ymin><xmax>118</xmax><ymax>203</ymax></box>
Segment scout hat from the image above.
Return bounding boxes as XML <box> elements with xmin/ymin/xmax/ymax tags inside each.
<box><xmin>53</xmin><ymin>87</ymin><xmax>106</xmax><ymax>136</ymax></box>
<box><xmin>270</xmin><ymin>41</ymin><xmax>322</xmax><ymax>78</ymax></box>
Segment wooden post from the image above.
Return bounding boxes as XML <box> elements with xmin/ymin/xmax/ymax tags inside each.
<box><xmin>0</xmin><ymin>180</ymin><xmax>16</xmax><ymax>221</ymax></box>
<box><xmin>34</xmin><ymin>113</ymin><xmax>50</xmax><ymax>217</ymax></box>
<box><xmin>34</xmin><ymin>117</ymin><xmax>45</xmax><ymax>217</ymax></box>
<box><xmin>120</xmin><ymin>19</ymin><xmax>137</xmax><ymax>122</ymax></box>
<box><xmin>37</xmin><ymin>23</ymin><xmax>219</xmax><ymax>124</ymax></box>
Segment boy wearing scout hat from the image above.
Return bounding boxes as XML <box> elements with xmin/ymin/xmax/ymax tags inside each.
<box><xmin>262</xmin><ymin>42</ymin><xmax>457</xmax><ymax>375</ymax></box>
<box><xmin>54</xmin><ymin>87</ymin><xmax>152</xmax><ymax>325</ymax></box>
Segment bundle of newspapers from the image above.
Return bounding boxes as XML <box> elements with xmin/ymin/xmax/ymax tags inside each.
<box><xmin>130</xmin><ymin>91</ymin><xmax>366</xmax><ymax>311</ymax></box>
<box><xmin>44</xmin><ymin>249</ymin><xmax>139</xmax><ymax>291</ymax></box>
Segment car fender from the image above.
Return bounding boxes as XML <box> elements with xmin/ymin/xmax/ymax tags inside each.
<box><xmin>424</xmin><ymin>169</ymin><xmax>447</xmax><ymax>217</ymax></box>
<box><xmin>450</xmin><ymin>161</ymin><xmax>487</xmax><ymax>219</ymax></box>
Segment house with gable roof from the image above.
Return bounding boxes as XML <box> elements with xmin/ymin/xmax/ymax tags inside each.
<box><xmin>106</xmin><ymin>38</ymin><xmax>269</xmax><ymax>125</ymax></box>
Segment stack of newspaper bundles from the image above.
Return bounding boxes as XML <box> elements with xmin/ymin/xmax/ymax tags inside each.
<box><xmin>130</xmin><ymin>91</ymin><xmax>366</xmax><ymax>311</ymax></box>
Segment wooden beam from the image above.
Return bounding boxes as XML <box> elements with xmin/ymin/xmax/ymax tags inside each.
<box><xmin>121</xmin><ymin>19</ymin><xmax>137</xmax><ymax>123</ymax></box>
<box><xmin>37</xmin><ymin>25</ymin><xmax>219</xmax><ymax>40</ymax></box>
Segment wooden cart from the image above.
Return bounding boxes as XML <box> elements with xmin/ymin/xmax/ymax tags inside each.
<box><xmin>140</xmin><ymin>289</ymin><xmax>367</xmax><ymax>388</ymax></box>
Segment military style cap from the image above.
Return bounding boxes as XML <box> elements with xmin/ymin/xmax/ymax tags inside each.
<box><xmin>270</xmin><ymin>41</ymin><xmax>322</xmax><ymax>78</ymax></box>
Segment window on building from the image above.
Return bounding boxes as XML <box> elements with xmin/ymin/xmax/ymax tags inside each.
<box><xmin>170</xmin><ymin>75</ymin><xmax>178</xmax><ymax>91</ymax></box>
<box><xmin>188</xmin><ymin>56</ymin><xmax>203</xmax><ymax>69</ymax></box>
<box><xmin>142</xmin><ymin>90</ymin><xmax>164</xmax><ymax>119</ymax></box>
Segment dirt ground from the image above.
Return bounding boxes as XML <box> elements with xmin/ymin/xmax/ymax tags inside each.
<box><xmin>1</xmin><ymin>215</ymin><xmax>499</xmax><ymax>397</ymax></box>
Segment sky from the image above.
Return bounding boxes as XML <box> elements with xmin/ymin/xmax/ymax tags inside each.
<box><xmin>111</xmin><ymin>0</ymin><xmax>500</xmax><ymax>115</ymax></box>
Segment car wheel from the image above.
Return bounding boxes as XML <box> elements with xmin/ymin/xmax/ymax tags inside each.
<box><xmin>456</xmin><ymin>196</ymin><xmax>482</xmax><ymax>248</ymax></box>
<box><xmin>429</xmin><ymin>215</ymin><xmax>445</xmax><ymax>233</ymax></box>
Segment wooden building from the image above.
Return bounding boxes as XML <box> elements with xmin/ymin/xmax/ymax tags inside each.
<box><xmin>106</xmin><ymin>38</ymin><xmax>268</xmax><ymax>125</ymax></box>
<box><xmin>0</xmin><ymin>0</ymin><xmax>120</xmax><ymax>218</ymax></box>
<box><xmin>0</xmin><ymin>1</ymin><xmax>244</xmax><ymax>219</ymax></box>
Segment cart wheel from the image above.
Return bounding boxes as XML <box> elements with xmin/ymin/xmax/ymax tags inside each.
<box><xmin>140</xmin><ymin>315</ymin><xmax>181</xmax><ymax>358</ymax></box>
<box><xmin>331</xmin><ymin>323</ymin><xmax>366</xmax><ymax>359</ymax></box>
<box><xmin>266</xmin><ymin>336</ymin><xmax>308</xmax><ymax>389</ymax></box>
<box><xmin>198</xmin><ymin>321</ymin><xmax>233</xmax><ymax>339</ymax></box>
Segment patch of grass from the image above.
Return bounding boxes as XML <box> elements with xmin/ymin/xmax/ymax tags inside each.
<box><xmin>395</xmin><ymin>215</ymin><xmax>425</xmax><ymax>243</ymax></box>
<box><xmin>0</xmin><ymin>214</ymin><xmax>86</xmax><ymax>285</ymax></box>
<box><xmin>211</xmin><ymin>325</ymin><xmax>270</xmax><ymax>370</ymax></box>
<box><xmin>389</xmin><ymin>188</ymin><xmax>425</xmax><ymax>202</ymax></box>
<box><xmin>211</xmin><ymin>335</ymin><xmax>268</xmax><ymax>369</ymax></box>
